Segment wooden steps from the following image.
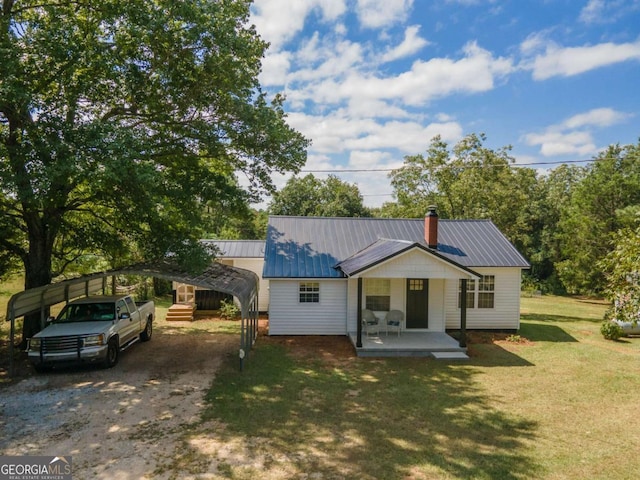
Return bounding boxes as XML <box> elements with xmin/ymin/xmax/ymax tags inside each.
<box><xmin>166</xmin><ymin>303</ymin><xmax>196</xmax><ymax>322</ymax></box>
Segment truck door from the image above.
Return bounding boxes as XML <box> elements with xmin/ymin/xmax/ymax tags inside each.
<box><xmin>124</xmin><ymin>296</ymin><xmax>142</xmax><ymax>333</ymax></box>
<box><xmin>116</xmin><ymin>298</ymin><xmax>136</xmax><ymax>343</ymax></box>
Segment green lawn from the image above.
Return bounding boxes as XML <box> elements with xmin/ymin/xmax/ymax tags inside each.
<box><xmin>199</xmin><ymin>295</ymin><xmax>640</xmax><ymax>480</ymax></box>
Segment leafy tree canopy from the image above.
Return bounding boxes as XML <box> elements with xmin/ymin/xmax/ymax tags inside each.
<box><xmin>0</xmin><ymin>0</ymin><xmax>308</xmax><ymax>340</ymax></box>
<box><xmin>269</xmin><ymin>174</ymin><xmax>371</xmax><ymax>217</ymax></box>
<box><xmin>555</xmin><ymin>142</ymin><xmax>640</xmax><ymax>294</ymax></box>
<box><xmin>599</xmin><ymin>209</ymin><xmax>640</xmax><ymax>325</ymax></box>
<box><xmin>0</xmin><ymin>0</ymin><xmax>308</xmax><ymax>279</ymax></box>
<box><xmin>387</xmin><ymin>133</ymin><xmax>538</xmax><ymax>255</ymax></box>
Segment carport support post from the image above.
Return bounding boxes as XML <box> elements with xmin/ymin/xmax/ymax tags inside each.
<box><xmin>356</xmin><ymin>278</ymin><xmax>363</xmax><ymax>348</ymax></box>
<box><xmin>460</xmin><ymin>278</ymin><xmax>467</xmax><ymax>348</ymax></box>
<box><xmin>9</xmin><ymin>307</ymin><xmax>15</xmax><ymax>377</ymax></box>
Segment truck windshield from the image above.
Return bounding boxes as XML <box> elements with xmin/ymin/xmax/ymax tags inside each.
<box><xmin>56</xmin><ymin>303</ymin><xmax>116</xmax><ymax>323</ymax></box>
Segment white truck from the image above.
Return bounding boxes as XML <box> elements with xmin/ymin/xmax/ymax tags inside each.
<box><xmin>27</xmin><ymin>295</ymin><xmax>154</xmax><ymax>371</ymax></box>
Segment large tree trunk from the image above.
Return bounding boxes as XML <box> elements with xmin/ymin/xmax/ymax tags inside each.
<box><xmin>19</xmin><ymin>217</ymin><xmax>55</xmax><ymax>348</ymax></box>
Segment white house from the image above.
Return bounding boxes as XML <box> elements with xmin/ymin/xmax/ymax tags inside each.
<box><xmin>262</xmin><ymin>209</ymin><xmax>530</xmax><ymax>345</ymax></box>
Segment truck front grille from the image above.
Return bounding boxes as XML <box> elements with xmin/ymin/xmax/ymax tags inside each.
<box><xmin>41</xmin><ymin>336</ymin><xmax>83</xmax><ymax>353</ymax></box>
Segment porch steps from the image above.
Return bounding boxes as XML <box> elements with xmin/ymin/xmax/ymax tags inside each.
<box><xmin>356</xmin><ymin>348</ymin><xmax>468</xmax><ymax>358</ymax></box>
<box><xmin>431</xmin><ymin>351</ymin><xmax>469</xmax><ymax>360</ymax></box>
<box><xmin>349</xmin><ymin>332</ymin><xmax>469</xmax><ymax>359</ymax></box>
<box><xmin>166</xmin><ymin>303</ymin><xmax>196</xmax><ymax>322</ymax></box>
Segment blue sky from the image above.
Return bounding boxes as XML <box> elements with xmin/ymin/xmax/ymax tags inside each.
<box><xmin>249</xmin><ymin>0</ymin><xmax>640</xmax><ymax>208</ymax></box>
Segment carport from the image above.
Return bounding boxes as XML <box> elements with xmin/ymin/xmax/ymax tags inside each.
<box><xmin>5</xmin><ymin>261</ymin><xmax>260</xmax><ymax>376</ymax></box>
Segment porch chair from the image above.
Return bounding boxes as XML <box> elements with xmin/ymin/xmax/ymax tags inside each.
<box><xmin>361</xmin><ymin>309</ymin><xmax>380</xmax><ymax>336</ymax></box>
<box><xmin>385</xmin><ymin>310</ymin><xmax>404</xmax><ymax>337</ymax></box>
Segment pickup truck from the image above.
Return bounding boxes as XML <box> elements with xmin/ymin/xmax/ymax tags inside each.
<box><xmin>27</xmin><ymin>295</ymin><xmax>154</xmax><ymax>371</ymax></box>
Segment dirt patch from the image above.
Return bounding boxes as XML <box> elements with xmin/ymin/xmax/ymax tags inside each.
<box><xmin>263</xmin><ymin>335</ymin><xmax>356</xmax><ymax>366</ymax></box>
<box><xmin>0</xmin><ymin>314</ymin><xmax>358</xmax><ymax>479</ymax></box>
<box><xmin>465</xmin><ymin>331</ymin><xmax>534</xmax><ymax>346</ymax></box>
<box><xmin>0</xmin><ymin>322</ymin><xmax>237</xmax><ymax>479</ymax></box>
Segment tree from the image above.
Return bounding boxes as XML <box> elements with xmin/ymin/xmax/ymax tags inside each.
<box><xmin>525</xmin><ymin>164</ymin><xmax>585</xmax><ymax>292</ymax></box>
<box><xmin>0</xmin><ymin>0</ymin><xmax>308</xmax><ymax>342</ymax></box>
<box><xmin>555</xmin><ymin>142</ymin><xmax>640</xmax><ymax>294</ymax></box>
<box><xmin>269</xmin><ymin>174</ymin><xmax>371</xmax><ymax>217</ymax></box>
<box><xmin>387</xmin><ymin>134</ymin><xmax>538</xmax><ymax>256</ymax></box>
<box><xmin>599</xmin><ymin>214</ymin><xmax>640</xmax><ymax>326</ymax></box>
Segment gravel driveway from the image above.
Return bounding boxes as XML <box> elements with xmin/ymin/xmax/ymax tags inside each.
<box><xmin>0</xmin><ymin>327</ymin><xmax>238</xmax><ymax>479</ymax></box>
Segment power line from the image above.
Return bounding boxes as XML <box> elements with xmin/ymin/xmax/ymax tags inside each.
<box><xmin>299</xmin><ymin>156</ymin><xmax>627</xmax><ymax>174</ymax></box>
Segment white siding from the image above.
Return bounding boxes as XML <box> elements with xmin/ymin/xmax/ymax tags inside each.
<box><xmin>361</xmin><ymin>249</ymin><xmax>471</xmax><ymax>279</ymax></box>
<box><xmin>269</xmin><ymin>279</ymin><xmax>348</xmax><ymax>335</ymax></box>
<box><xmin>445</xmin><ymin>267</ymin><xmax>522</xmax><ymax>330</ymax></box>
<box><xmin>231</xmin><ymin>258</ymin><xmax>269</xmax><ymax>312</ymax></box>
<box><xmin>346</xmin><ymin>277</ymin><xmax>446</xmax><ymax>333</ymax></box>
<box><xmin>428</xmin><ymin>279</ymin><xmax>446</xmax><ymax>331</ymax></box>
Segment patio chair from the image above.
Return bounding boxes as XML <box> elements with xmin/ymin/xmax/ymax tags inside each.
<box><xmin>385</xmin><ymin>310</ymin><xmax>404</xmax><ymax>337</ymax></box>
<box><xmin>361</xmin><ymin>309</ymin><xmax>380</xmax><ymax>336</ymax></box>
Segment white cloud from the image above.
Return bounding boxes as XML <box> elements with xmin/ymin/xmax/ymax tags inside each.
<box><xmin>579</xmin><ymin>0</ymin><xmax>640</xmax><ymax>24</ymax></box>
<box><xmin>345</xmin><ymin>98</ymin><xmax>414</xmax><ymax>119</ymax></box>
<box><xmin>287</xmin><ymin>111</ymin><xmax>462</xmax><ymax>155</ymax></box>
<box><xmin>251</xmin><ymin>0</ymin><xmax>346</xmax><ymax>49</ymax></box>
<box><xmin>292</xmin><ymin>41</ymin><xmax>513</xmax><ymax>106</ymax></box>
<box><xmin>523</xmin><ymin>107</ymin><xmax>631</xmax><ymax>157</ymax></box>
<box><xmin>356</xmin><ymin>0</ymin><xmax>414</xmax><ymax>29</ymax></box>
<box><xmin>380</xmin><ymin>25</ymin><xmax>430</xmax><ymax>63</ymax></box>
<box><xmin>289</xmin><ymin>37</ymin><xmax>364</xmax><ymax>83</ymax></box>
<box><xmin>259</xmin><ymin>51</ymin><xmax>292</xmax><ymax>86</ymax></box>
<box><xmin>524</xmin><ymin>131</ymin><xmax>597</xmax><ymax>157</ymax></box>
<box><xmin>523</xmin><ymin>37</ymin><xmax>640</xmax><ymax>80</ymax></box>
<box><xmin>562</xmin><ymin>107</ymin><xmax>632</xmax><ymax>129</ymax></box>
<box><xmin>579</xmin><ymin>0</ymin><xmax>606</xmax><ymax>23</ymax></box>
<box><xmin>345</xmin><ymin>120</ymin><xmax>463</xmax><ymax>153</ymax></box>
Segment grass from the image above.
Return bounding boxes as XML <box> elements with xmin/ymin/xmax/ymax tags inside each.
<box><xmin>197</xmin><ymin>295</ymin><xmax>640</xmax><ymax>480</ymax></box>
<box><xmin>2</xmin><ymin>276</ymin><xmax>639</xmax><ymax>478</ymax></box>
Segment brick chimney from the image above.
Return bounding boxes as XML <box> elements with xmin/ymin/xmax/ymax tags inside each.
<box><xmin>424</xmin><ymin>205</ymin><xmax>438</xmax><ymax>249</ymax></box>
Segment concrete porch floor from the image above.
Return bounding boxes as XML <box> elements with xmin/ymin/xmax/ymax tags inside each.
<box><xmin>348</xmin><ymin>331</ymin><xmax>468</xmax><ymax>359</ymax></box>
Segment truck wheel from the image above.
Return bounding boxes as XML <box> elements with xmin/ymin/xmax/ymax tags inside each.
<box><xmin>104</xmin><ymin>338</ymin><xmax>119</xmax><ymax>368</ymax></box>
<box><xmin>140</xmin><ymin>317</ymin><xmax>153</xmax><ymax>342</ymax></box>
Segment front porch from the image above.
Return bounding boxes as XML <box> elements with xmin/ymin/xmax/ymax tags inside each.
<box><xmin>348</xmin><ymin>331</ymin><xmax>469</xmax><ymax>359</ymax></box>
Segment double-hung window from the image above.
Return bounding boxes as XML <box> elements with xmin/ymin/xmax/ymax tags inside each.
<box><xmin>299</xmin><ymin>282</ymin><xmax>320</xmax><ymax>303</ymax></box>
<box><xmin>458</xmin><ymin>276</ymin><xmax>495</xmax><ymax>309</ymax></box>
<box><xmin>365</xmin><ymin>279</ymin><xmax>390</xmax><ymax>311</ymax></box>
<box><xmin>458</xmin><ymin>279</ymin><xmax>476</xmax><ymax>308</ymax></box>
<box><xmin>478</xmin><ymin>275</ymin><xmax>495</xmax><ymax>308</ymax></box>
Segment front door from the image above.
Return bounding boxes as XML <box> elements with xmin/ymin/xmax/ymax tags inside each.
<box><xmin>406</xmin><ymin>278</ymin><xmax>429</xmax><ymax>329</ymax></box>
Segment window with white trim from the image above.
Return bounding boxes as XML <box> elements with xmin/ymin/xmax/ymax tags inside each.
<box><xmin>458</xmin><ymin>279</ymin><xmax>476</xmax><ymax>308</ymax></box>
<box><xmin>365</xmin><ymin>278</ymin><xmax>390</xmax><ymax>311</ymax></box>
<box><xmin>478</xmin><ymin>275</ymin><xmax>495</xmax><ymax>309</ymax></box>
<box><xmin>299</xmin><ymin>282</ymin><xmax>320</xmax><ymax>303</ymax></box>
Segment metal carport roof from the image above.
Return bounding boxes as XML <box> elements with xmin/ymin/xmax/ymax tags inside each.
<box><xmin>5</xmin><ymin>261</ymin><xmax>260</xmax><ymax>375</ymax></box>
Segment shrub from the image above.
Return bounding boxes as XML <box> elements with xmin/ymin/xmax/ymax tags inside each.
<box><xmin>220</xmin><ymin>299</ymin><xmax>240</xmax><ymax>320</ymax></box>
<box><xmin>600</xmin><ymin>321</ymin><xmax>624</xmax><ymax>341</ymax></box>
<box><xmin>506</xmin><ymin>334</ymin><xmax>524</xmax><ymax>343</ymax></box>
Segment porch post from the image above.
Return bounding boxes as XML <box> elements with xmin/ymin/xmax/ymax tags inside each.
<box><xmin>460</xmin><ymin>278</ymin><xmax>467</xmax><ymax>348</ymax></box>
<box><xmin>356</xmin><ymin>277</ymin><xmax>363</xmax><ymax>348</ymax></box>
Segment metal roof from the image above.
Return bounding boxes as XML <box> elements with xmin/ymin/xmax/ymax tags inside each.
<box><xmin>263</xmin><ymin>216</ymin><xmax>530</xmax><ymax>278</ymax></box>
<box><xmin>202</xmin><ymin>240</ymin><xmax>265</xmax><ymax>258</ymax></box>
<box><xmin>6</xmin><ymin>261</ymin><xmax>259</xmax><ymax>321</ymax></box>
<box><xmin>336</xmin><ymin>238</ymin><xmax>481</xmax><ymax>278</ymax></box>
